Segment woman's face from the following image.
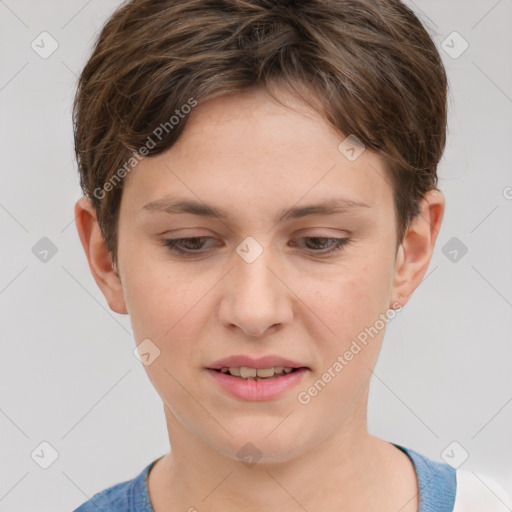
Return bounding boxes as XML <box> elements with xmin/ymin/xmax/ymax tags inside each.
<box><xmin>114</xmin><ymin>86</ymin><xmax>408</xmax><ymax>463</ymax></box>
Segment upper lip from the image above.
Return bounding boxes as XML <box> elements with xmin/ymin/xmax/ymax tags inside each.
<box><xmin>207</xmin><ymin>355</ymin><xmax>308</xmax><ymax>370</ymax></box>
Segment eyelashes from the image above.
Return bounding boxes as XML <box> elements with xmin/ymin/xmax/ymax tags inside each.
<box><xmin>161</xmin><ymin>236</ymin><xmax>351</xmax><ymax>257</ymax></box>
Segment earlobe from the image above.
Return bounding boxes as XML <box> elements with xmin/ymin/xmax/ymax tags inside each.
<box><xmin>389</xmin><ymin>189</ymin><xmax>445</xmax><ymax>309</ymax></box>
<box><xmin>74</xmin><ymin>197</ymin><xmax>128</xmax><ymax>314</ymax></box>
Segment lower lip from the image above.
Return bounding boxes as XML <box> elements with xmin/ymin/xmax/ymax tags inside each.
<box><xmin>206</xmin><ymin>368</ymin><xmax>308</xmax><ymax>401</ymax></box>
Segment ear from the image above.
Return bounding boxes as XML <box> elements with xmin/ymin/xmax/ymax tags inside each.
<box><xmin>74</xmin><ymin>197</ymin><xmax>128</xmax><ymax>314</ymax></box>
<box><xmin>390</xmin><ymin>189</ymin><xmax>445</xmax><ymax>309</ymax></box>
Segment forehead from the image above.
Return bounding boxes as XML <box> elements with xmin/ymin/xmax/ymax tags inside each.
<box><xmin>121</xmin><ymin>87</ymin><xmax>394</xmax><ymax>222</ymax></box>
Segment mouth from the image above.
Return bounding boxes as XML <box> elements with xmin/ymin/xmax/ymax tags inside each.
<box><xmin>205</xmin><ymin>365</ymin><xmax>309</xmax><ymax>401</ymax></box>
<box><xmin>205</xmin><ymin>355</ymin><xmax>310</xmax><ymax>399</ymax></box>
<box><xmin>210</xmin><ymin>366</ymin><xmax>304</xmax><ymax>381</ymax></box>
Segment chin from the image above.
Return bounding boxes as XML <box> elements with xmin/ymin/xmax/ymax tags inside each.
<box><xmin>212</xmin><ymin>427</ymin><xmax>309</xmax><ymax>466</ymax></box>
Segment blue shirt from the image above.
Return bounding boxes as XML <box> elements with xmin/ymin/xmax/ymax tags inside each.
<box><xmin>73</xmin><ymin>443</ymin><xmax>456</xmax><ymax>511</ymax></box>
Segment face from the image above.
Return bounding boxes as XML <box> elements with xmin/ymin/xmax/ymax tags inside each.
<box><xmin>79</xmin><ymin>85</ymin><xmax>443</xmax><ymax>465</ymax></box>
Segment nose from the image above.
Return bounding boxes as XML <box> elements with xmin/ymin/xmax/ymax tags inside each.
<box><xmin>218</xmin><ymin>243</ymin><xmax>293</xmax><ymax>338</ymax></box>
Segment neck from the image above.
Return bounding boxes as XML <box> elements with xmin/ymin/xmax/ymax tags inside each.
<box><xmin>147</xmin><ymin>392</ymin><xmax>416</xmax><ymax>511</ymax></box>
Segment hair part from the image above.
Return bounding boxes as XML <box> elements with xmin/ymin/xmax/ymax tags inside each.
<box><xmin>73</xmin><ymin>0</ymin><xmax>448</xmax><ymax>270</ymax></box>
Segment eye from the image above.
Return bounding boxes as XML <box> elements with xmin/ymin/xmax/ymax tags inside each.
<box><xmin>161</xmin><ymin>236</ymin><xmax>351</xmax><ymax>257</ymax></box>
<box><xmin>296</xmin><ymin>236</ymin><xmax>351</xmax><ymax>255</ymax></box>
<box><xmin>162</xmin><ymin>236</ymin><xmax>216</xmax><ymax>255</ymax></box>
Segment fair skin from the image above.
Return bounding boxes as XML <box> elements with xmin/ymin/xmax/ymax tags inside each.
<box><xmin>75</xmin><ymin>86</ymin><xmax>444</xmax><ymax>512</ymax></box>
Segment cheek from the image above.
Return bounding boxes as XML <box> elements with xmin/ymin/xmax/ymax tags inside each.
<box><xmin>299</xmin><ymin>255</ymin><xmax>394</xmax><ymax>382</ymax></box>
<box><xmin>123</xmin><ymin>266</ymin><xmax>206</xmax><ymax>402</ymax></box>
<box><xmin>122</xmin><ymin>259</ymin><xmax>201</xmax><ymax>345</ymax></box>
<box><xmin>306</xmin><ymin>258</ymin><xmax>391</xmax><ymax>333</ymax></box>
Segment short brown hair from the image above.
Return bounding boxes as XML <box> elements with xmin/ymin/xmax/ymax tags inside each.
<box><xmin>73</xmin><ymin>0</ymin><xmax>448</xmax><ymax>270</ymax></box>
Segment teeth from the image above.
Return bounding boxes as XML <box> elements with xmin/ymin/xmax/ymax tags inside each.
<box><xmin>256</xmin><ymin>368</ymin><xmax>275</xmax><ymax>378</ymax></box>
<box><xmin>221</xmin><ymin>366</ymin><xmax>296</xmax><ymax>379</ymax></box>
<box><xmin>239</xmin><ymin>367</ymin><xmax>257</xmax><ymax>378</ymax></box>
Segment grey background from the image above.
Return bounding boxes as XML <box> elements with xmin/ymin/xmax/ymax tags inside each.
<box><xmin>1</xmin><ymin>0</ymin><xmax>511</xmax><ymax>510</ymax></box>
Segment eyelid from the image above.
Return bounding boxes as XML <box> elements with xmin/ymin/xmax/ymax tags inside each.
<box><xmin>160</xmin><ymin>229</ymin><xmax>349</xmax><ymax>243</ymax></box>
<box><xmin>161</xmin><ymin>234</ymin><xmax>351</xmax><ymax>257</ymax></box>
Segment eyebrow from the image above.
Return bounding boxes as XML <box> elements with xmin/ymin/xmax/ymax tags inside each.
<box><xmin>141</xmin><ymin>196</ymin><xmax>371</xmax><ymax>224</ymax></box>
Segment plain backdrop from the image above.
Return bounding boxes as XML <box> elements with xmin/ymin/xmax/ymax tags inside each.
<box><xmin>1</xmin><ymin>0</ymin><xmax>511</xmax><ymax>510</ymax></box>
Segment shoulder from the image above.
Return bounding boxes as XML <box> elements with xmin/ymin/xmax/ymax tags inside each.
<box><xmin>453</xmin><ymin>469</ymin><xmax>512</xmax><ymax>512</ymax></box>
<box><xmin>395</xmin><ymin>444</ymin><xmax>456</xmax><ymax>512</ymax></box>
<box><xmin>72</xmin><ymin>460</ymin><xmax>157</xmax><ymax>512</ymax></box>
<box><xmin>394</xmin><ymin>443</ymin><xmax>512</xmax><ymax>512</ymax></box>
